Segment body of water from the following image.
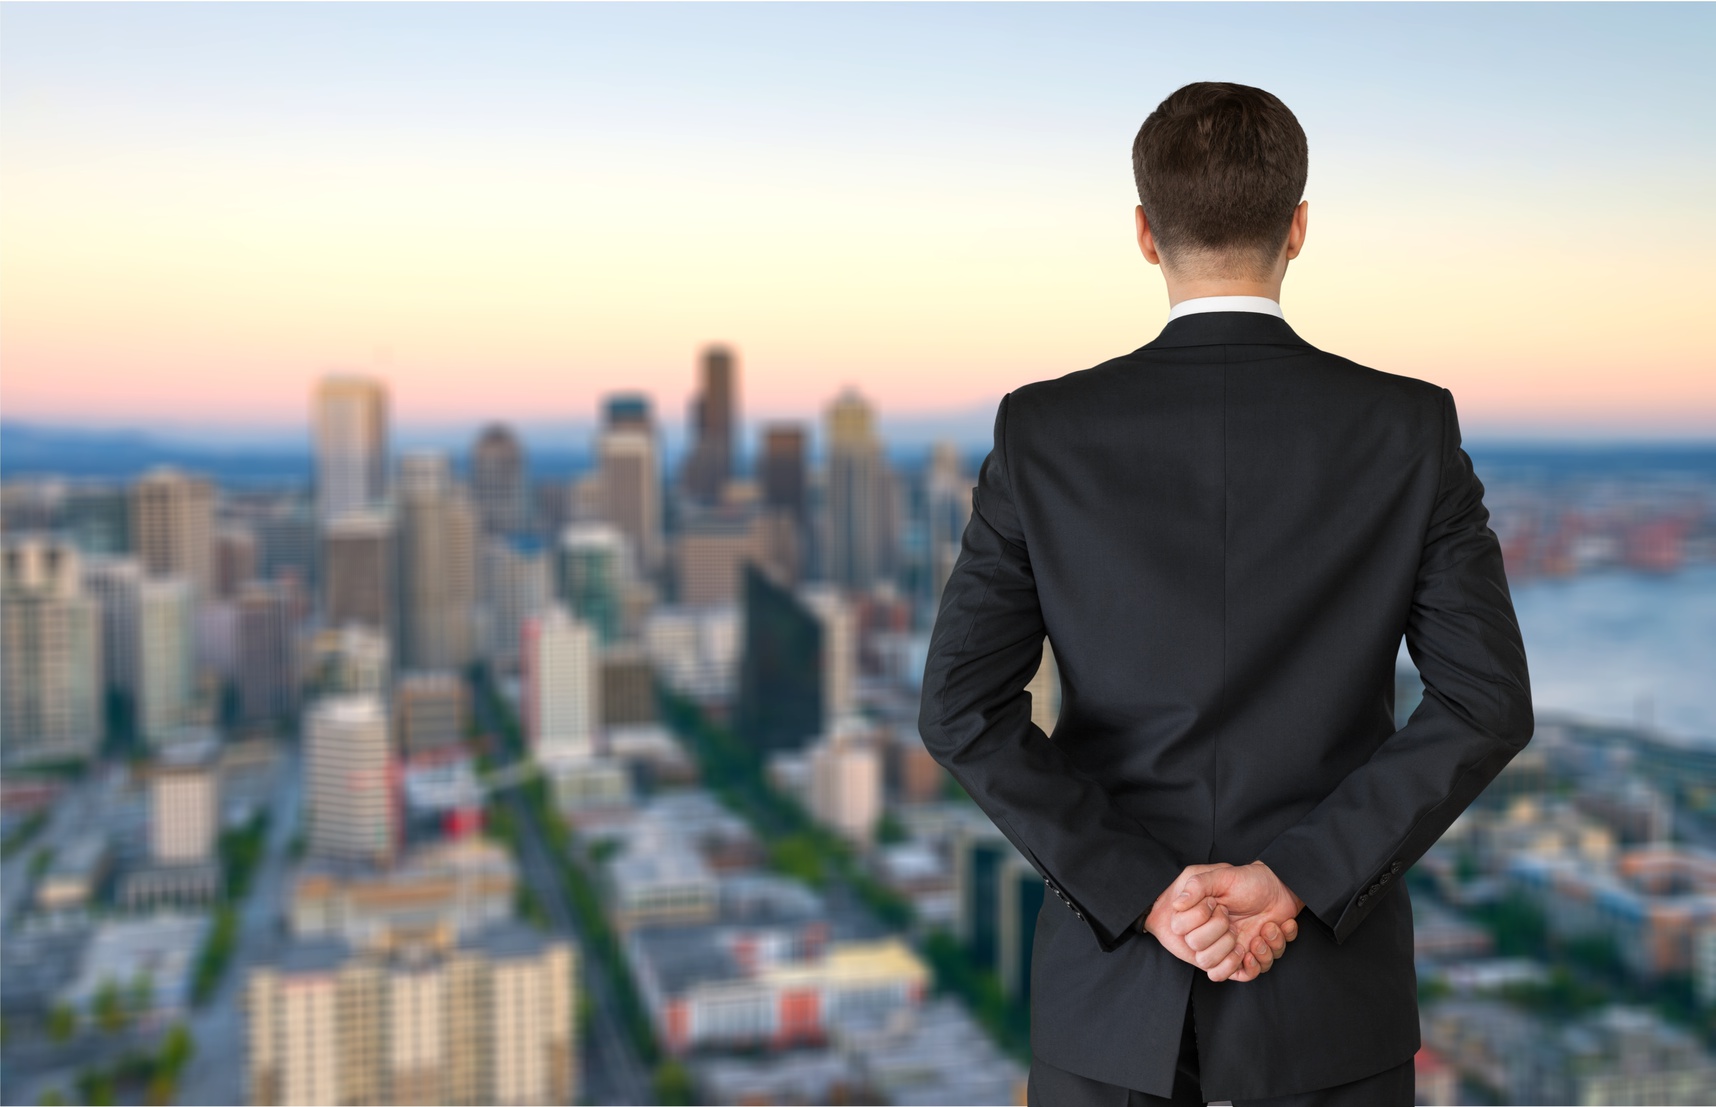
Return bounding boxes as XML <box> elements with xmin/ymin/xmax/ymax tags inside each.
<box><xmin>1401</xmin><ymin>564</ymin><xmax>1716</xmax><ymax>743</ymax></box>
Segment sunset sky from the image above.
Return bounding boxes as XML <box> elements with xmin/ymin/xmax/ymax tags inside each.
<box><xmin>2</xmin><ymin>2</ymin><xmax>1712</xmax><ymax>441</ymax></box>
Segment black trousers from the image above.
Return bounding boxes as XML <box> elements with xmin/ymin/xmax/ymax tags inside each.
<box><xmin>1026</xmin><ymin>997</ymin><xmax>1416</xmax><ymax>1107</ymax></box>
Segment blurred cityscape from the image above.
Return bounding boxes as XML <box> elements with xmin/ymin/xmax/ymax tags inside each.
<box><xmin>2</xmin><ymin>345</ymin><xmax>1715</xmax><ymax>1106</ymax></box>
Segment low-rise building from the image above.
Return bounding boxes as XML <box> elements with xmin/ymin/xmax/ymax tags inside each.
<box><xmin>630</xmin><ymin>918</ymin><xmax>929</xmax><ymax>1057</ymax></box>
<box><xmin>289</xmin><ymin>838</ymin><xmax>516</xmax><ymax>944</ymax></box>
<box><xmin>1509</xmin><ymin>844</ymin><xmax>1716</xmax><ymax>979</ymax></box>
<box><xmin>548</xmin><ymin>754</ymin><xmax>635</xmax><ymax>816</ymax></box>
<box><xmin>63</xmin><ymin>913</ymin><xmax>209</xmax><ymax>1020</ymax></box>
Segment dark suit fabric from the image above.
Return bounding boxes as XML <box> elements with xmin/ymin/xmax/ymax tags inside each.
<box><xmin>918</xmin><ymin>309</ymin><xmax>1533</xmax><ymax>1102</ymax></box>
<box><xmin>1027</xmin><ymin>994</ymin><xmax>1415</xmax><ymax>1105</ymax></box>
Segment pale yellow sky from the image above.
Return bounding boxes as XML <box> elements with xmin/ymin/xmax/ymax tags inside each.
<box><xmin>3</xmin><ymin>4</ymin><xmax>1712</xmax><ymax>438</ymax></box>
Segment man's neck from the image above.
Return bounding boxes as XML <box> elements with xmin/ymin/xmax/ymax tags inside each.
<box><xmin>1163</xmin><ymin>276</ymin><xmax>1284</xmax><ymax>309</ymax></box>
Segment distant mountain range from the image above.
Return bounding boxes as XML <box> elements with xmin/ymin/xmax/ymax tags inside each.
<box><xmin>4</xmin><ymin>417</ymin><xmax>1715</xmax><ymax>488</ymax></box>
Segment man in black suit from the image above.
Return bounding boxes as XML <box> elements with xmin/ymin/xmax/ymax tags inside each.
<box><xmin>918</xmin><ymin>82</ymin><xmax>1533</xmax><ymax>1106</ymax></box>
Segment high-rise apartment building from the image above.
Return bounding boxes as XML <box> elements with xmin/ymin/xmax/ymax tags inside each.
<box><xmin>313</xmin><ymin>374</ymin><xmax>389</xmax><ymax>523</ymax></box>
<box><xmin>477</xmin><ymin>533</ymin><xmax>550</xmax><ymax>675</ymax></box>
<box><xmin>760</xmin><ymin>423</ymin><xmax>809</xmax><ymax>583</ymax></box>
<box><xmin>736</xmin><ymin>564</ymin><xmax>823</xmax><ymax>753</ymax></box>
<box><xmin>246</xmin><ymin>924</ymin><xmax>577</xmax><ymax>1107</ymax></box>
<box><xmin>237</xmin><ymin>580</ymin><xmax>299</xmax><ymax>724</ymax></box>
<box><xmin>397</xmin><ymin>451</ymin><xmax>477</xmax><ymax>671</ymax></box>
<box><xmin>323</xmin><ymin>508</ymin><xmax>395</xmax><ymax>643</ymax></box>
<box><xmin>306</xmin><ymin>625</ymin><xmax>391</xmax><ymax>698</ymax></box>
<box><xmin>255</xmin><ymin>500</ymin><xmax>320</xmax><ymax>588</ymax></box>
<box><xmin>761</xmin><ymin>424</ymin><xmax>808</xmax><ymax>527</ymax></box>
<box><xmin>215</xmin><ymin>525</ymin><xmax>258</xmax><ymax>599</ymax></box>
<box><xmin>522</xmin><ymin>605</ymin><xmax>599</xmax><ymax>763</ymax></box>
<box><xmin>130</xmin><ymin>467</ymin><xmax>215</xmax><ymax>599</ymax></box>
<box><xmin>801</xmin><ymin>583</ymin><xmax>855</xmax><ymax>726</ymax></box>
<box><xmin>599</xmin><ymin>644</ymin><xmax>656</xmax><ymax>727</ymax></box>
<box><xmin>1</xmin><ymin>535</ymin><xmax>103</xmax><ymax>765</ymax></box>
<box><xmin>681</xmin><ymin>343</ymin><xmax>737</xmax><ymax>504</ymax></box>
<box><xmin>137</xmin><ymin>575</ymin><xmax>197</xmax><ymax>746</ymax></box>
<box><xmin>597</xmin><ymin>394</ymin><xmax>663</xmax><ymax>575</ymax></box>
<box><xmin>394</xmin><ymin>671</ymin><xmax>467</xmax><ymax>756</ymax></box>
<box><xmin>558</xmin><ymin>523</ymin><xmax>627</xmax><ymax>645</ymax></box>
<box><xmin>674</xmin><ymin>506</ymin><xmax>774</xmax><ymax>607</ymax></box>
<box><xmin>808</xmin><ymin>718</ymin><xmax>882</xmax><ymax>846</ymax></box>
<box><xmin>471</xmin><ymin>423</ymin><xmax>531</xmax><ymax>537</ymax></box>
<box><xmin>951</xmin><ymin>823</ymin><xmax>1043</xmax><ymax>1002</ymax></box>
<box><xmin>151</xmin><ymin>735</ymin><xmax>220</xmax><ymax>866</ymax></box>
<box><xmin>82</xmin><ymin>555</ymin><xmax>144</xmax><ymax>697</ymax></box>
<box><xmin>305</xmin><ymin>694</ymin><xmax>396</xmax><ymax>865</ymax></box>
<box><xmin>924</xmin><ymin>441</ymin><xmax>972</xmax><ymax>617</ymax></box>
<box><xmin>825</xmin><ymin>388</ymin><xmax>896</xmax><ymax>591</ymax></box>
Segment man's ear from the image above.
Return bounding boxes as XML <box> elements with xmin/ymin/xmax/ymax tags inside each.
<box><xmin>1284</xmin><ymin>200</ymin><xmax>1308</xmax><ymax>262</ymax></box>
<box><xmin>1136</xmin><ymin>205</ymin><xmax>1162</xmax><ymax>267</ymax></box>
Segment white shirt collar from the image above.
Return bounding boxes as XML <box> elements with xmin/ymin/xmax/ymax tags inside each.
<box><xmin>1166</xmin><ymin>295</ymin><xmax>1284</xmax><ymax>322</ymax></box>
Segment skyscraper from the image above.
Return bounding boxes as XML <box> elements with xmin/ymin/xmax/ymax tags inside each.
<box><xmin>681</xmin><ymin>343</ymin><xmax>737</xmax><ymax>504</ymax></box>
<box><xmin>313</xmin><ymin>374</ymin><xmax>390</xmax><ymax>523</ymax></box>
<box><xmin>761</xmin><ymin>424</ymin><xmax>808</xmax><ymax>525</ymax></box>
<box><xmin>924</xmin><ymin>441</ymin><xmax>972</xmax><ymax>618</ymax></box>
<box><xmin>305</xmin><ymin>693</ymin><xmax>397</xmax><ymax>865</ymax></box>
<box><xmin>800</xmin><ymin>584</ymin><xmax>855</xmax><ymax>726</ymax></box>
<box><xmin>470</xmin><ymin>424</ymin><xmax>530</xmax><ymax>536</ymax></box>
<box><xmin>674</xmin><ymin>506</ymin><xmax>772</xmax><ymax>607</ymax></box>
<box><xmin>597</xmin><ymin>393</ymin><xmax>663</xmax><ymax>575</ymax></box>
<box><xmin>1</xmin><ymin>535</ymin><xmax>104</xmax><ymax>765</ymax></box>
<box><xmin>397</xmin><ymin>451</ymin><xmax>477</xmax><ymax>671</ymax></box>
<box><xmin>255</xmin><ymin>499</ymin><xmax>320</xmax><ymax>589</ymax></box>
<box><xmin>557</xmin><ymin>523</ymin><xmax>627</xmax><ymax>645</ymax></box>
<box><xmin>237</xmin><ymin>580</ymin><xmax>299</xmax><ymax>724</ymax></box>
<box><xmin>477</xmin><ymin>533</ymin><xmax>551</xmax><ymax>675</ymax></box>
<box><xmin>82</xmin><ymin>555</ymin><xmax>144</xmax><ymax>699</ymax></box>
<box><xmin>215</xmin><ymin>525</ymin><xmax>258</xmax><ymax>600</ymax></box>
<box><xmin>323</xmin><ymin>508</ymin><xmax>395</xmax><ymax>643</ymax></box>
<box><xmin>393</xmin><ymin>671</ymin><xmax>467</xmax><ymax>756</ymax></box>
<box><xmin>130</xmin><ymin>466</ymin><xmax>215</xmax><ymax>600</ymax></box>
<box><xmin>522</xmin><ymin>604</ymin><xmax>599</xmax><ymax>763</ymax></box>
<box><xmin>137</xmin><ymin>575</ymin><xmax>197</xmax><ymax>746</ymax></box>
<box><xmin>760</xmin><ymin>423</ymin><xmax>809</xmax><ymax>584</ymax></box>
<box><xmin>825</xmin><ymin>388</ymin><xmax>895</xmax><ymax>591</ymax></box>
<box><xmin>735</xmin><ymin>563</ymin><xmax>823</xmax><ymax>753</ymax></box>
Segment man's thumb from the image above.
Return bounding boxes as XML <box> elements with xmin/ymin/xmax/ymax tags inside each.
<box><xmin>1174</xmin><ymin>876</ymin><xmax>1201</xmax><ymax>903</ymax></box>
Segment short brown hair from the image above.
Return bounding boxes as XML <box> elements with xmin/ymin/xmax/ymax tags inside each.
<box><xmin>1132</xmin><ymin>82</ymin><xmax>1308</xmax><ymax>280</ymax></box>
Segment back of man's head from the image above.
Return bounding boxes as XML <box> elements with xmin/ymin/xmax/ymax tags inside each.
<box><xmin>1132</xmin><ymin>82</ymin><xmax>1308</xmax><ymax>283</ymax></box>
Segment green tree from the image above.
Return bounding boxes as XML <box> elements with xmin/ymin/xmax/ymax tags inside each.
<box><xmin>653</xmin><ymin>1059</ymin><xmax>695</xmax><ymax>1106</ymax></box>
<box><xmin>159</xmin><ymin>1022</ymin><xmax>195</xmax><ymax>1077</ymax></box>
<box><xmin>47</xmin><ymin>1001</ymin><xmax>77</xmax><ymax>1042</ymax></box>
<box><xmin>75</xmin><ymin>1070</ymin><xmax>115</xmax><ymax>1106</ymax></box>
<box><xmin>875</xmin><ymin>810</ymin><xmax>908</xmax><ymax>845</ymax></box>
<box><xmin>769</xmin><ymin>833</ymin><xmax>826</xmax><ymax>887</ymax></box>
<box><xmin>145</xmin><ymin>1072</ymin><xmax>176</xmax><ymax>1106</ymax></box>
<box><xmin>127</xmin><ymin>969</ymin><xmax>154</xmax><ymax>1014</ymax></box>
<box><xmin>576</xmin><ymin>988</ymin><xmax>594</xmax><ymax>1043</ymax></box>
<box><xmin>94</xmin><ymin>978</ymin><xmax>129</xmax><ymax>1033</ymax></box>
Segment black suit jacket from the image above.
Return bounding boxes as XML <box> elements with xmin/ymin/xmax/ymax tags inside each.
<box><xmin>918</xmin><ymin>309</ymin><xmax>1534</xmax><ymax>1101</ymax></box>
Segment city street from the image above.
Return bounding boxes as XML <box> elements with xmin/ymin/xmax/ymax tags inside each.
<box><xmin>175</xmin><ymin>744</ymin><xmax>300</xmax><ymax>1107</ymax></box>
<box><xmin>473</xmin><ymin>687</ymin><xmax>655</xmax><ymax>1106</ymax></box>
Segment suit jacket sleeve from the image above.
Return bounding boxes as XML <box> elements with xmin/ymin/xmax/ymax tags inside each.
<box><xmin>1254</xmin><ymin>386</ymin><xmax>1535</xmax><ymax>945</ymax></box>
<box><xmin>918</xmin><ymin>391</ymin><xmax>1186</xmax><ymax>952</ymax></box>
